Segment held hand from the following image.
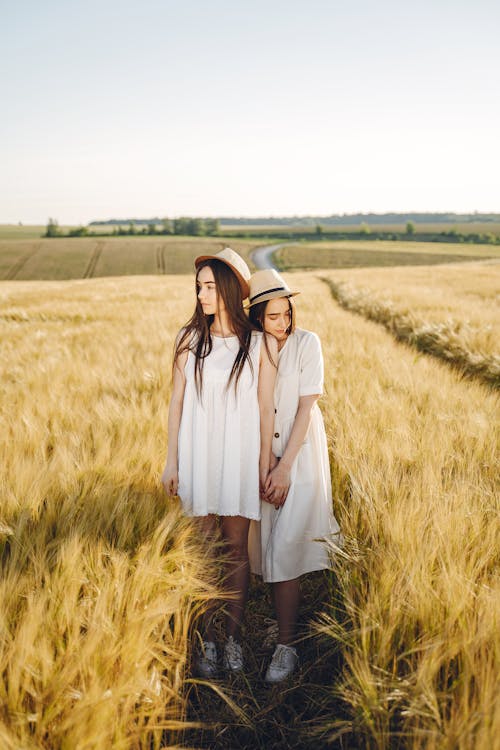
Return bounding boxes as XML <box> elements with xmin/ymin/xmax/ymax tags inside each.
<box><xmin>259</xmin><ymin>459</ymin><xmax>270</xmax><ymax>500</ymax></box>
<box><xmin>265</xmin><ymin>454</ymin><xmax>283</xmax><ymax>509</ymax></box>
<box><xmin>269</xmin><ymin>452</ymin><xmax>279</xmax><ymax>471</ymax></box>
<box><xmin>162</xmin><ymin>464</ymin><xmax>179</xmax><ymax>497</ymax></box>
<box><xmin>264</xmin><ymin>462</ymin><xmax>291</xmax><ymax>507</ymax></box>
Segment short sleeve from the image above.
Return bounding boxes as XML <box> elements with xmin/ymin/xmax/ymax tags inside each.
<box><xmin>299</xmin><ymin>332</ymin><xmax>324</xmax><ymax>396</ymax></box>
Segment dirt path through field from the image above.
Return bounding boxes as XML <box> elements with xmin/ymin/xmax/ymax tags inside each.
<box><xmin>250</xmin><ymin>242</ymin><xmax>295</xmax><ymax>269</ymax></box>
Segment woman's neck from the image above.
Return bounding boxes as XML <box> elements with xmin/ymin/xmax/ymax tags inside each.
<box><xmin>210</xmin><ymin>311</ymin><xmax>235</xmax><ymax>337</ymax></box>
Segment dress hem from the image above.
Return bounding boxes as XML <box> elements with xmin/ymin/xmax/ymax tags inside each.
<box><xmin>184</xmin><ymin>510</ymin><xmax>261</xmax><ymax>521</ymax></box>
<box><xmin>251</xmin><ymin>560</ymin><xmax>332</xmax><ymax>583</ymax></box>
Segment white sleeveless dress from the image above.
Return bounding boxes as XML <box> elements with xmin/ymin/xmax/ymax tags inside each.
<box><xmin>177</xmin><ymin>331</ymin><xmax>263</xmax><ymax>520</ymax></box>
<box><xmin>249</xmin><ymin>328</ymin><xmax>341</xmax><ymax>582</ymax></box>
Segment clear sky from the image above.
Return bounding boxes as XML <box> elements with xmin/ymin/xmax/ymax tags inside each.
<box><xmin>1</xmin><ymin>0</ymin><xmax>499</xmax><ymax>224</ymax></box>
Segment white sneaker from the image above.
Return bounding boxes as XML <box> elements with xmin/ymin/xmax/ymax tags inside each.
<box><xmin>197</xmin><ymin>641</ymin><xmax>217</xmax><ymax>678</ymax></box>
<box><xmin>223</xmin><ymin>636</ymin><xmax>244</xmax><ymax>672</ymax></box>
<box><xmin>265</xmin><ymin>643</ymin><xmax>298</xmax><ymax>683</ymax></box>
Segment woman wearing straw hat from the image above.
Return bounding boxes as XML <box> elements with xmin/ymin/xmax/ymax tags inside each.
<box><xmin>162</xmin><ymin>249</ymin><xmax>277</xmax><ymax>678</ymax></box>
<box><xmin>248</xmin><ymin>269</ymin><xmax>341</xmax><ymax>683</ymax></box>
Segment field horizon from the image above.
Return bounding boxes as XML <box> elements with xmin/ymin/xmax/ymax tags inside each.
<box><xmin>1</xmin><ymin>234</ymin><xmax>499</xmax><ymax>282</ymax></box>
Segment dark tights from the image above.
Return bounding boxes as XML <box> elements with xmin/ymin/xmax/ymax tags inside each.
<box><xmin>195</xmin><ymin>514</ymin><xmax>250</xmax><ymax>642</ymax></box>
<box><xmin>273</xmin><ymin>578</ymin><xmax>301</xmax><ymax>645</ymax></box>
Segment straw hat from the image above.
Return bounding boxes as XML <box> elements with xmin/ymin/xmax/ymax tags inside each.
<box><xmin>194</xmin><ymin>247</ymin><xmax>251</xmax><ymax>300</ymax></box>
<box><xmin>247</xmin><ymin>269</ymin><xmax>300</xmax><ymax>306</ymax></box>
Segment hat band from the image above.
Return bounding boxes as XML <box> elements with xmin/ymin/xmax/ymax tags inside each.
<box><xmin>250</xmin><ymin>285</ymin><xmax>288</xmax><ymax>303</ymax></box>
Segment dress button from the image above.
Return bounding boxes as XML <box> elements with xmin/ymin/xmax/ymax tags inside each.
<box><xmin>274</xmin><ymin>432</ymin><xmax>280</xmax><ymax>438</ymax></box>
<box><xmin>274</xmin><ymin>409</ymin><xmax>277</xmax><ymax>414</ymax></box>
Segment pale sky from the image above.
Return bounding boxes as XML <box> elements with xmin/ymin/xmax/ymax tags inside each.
<box><xmin>1</xmin><ymin>0</ymin><xmax>499</xmax><ymax>224</ymax></box>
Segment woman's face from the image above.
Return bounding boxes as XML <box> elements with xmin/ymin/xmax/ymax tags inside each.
<box><xmin>263</xmin><ymin>297</ymin><xmax>291</xmax><ymax>344</ymax></box>
<box><xmin>197</xmin><ymin>265</ymin><xmax>221</xmax><ymax>315</ymax></box>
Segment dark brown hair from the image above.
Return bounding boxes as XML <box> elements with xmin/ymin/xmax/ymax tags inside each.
<box><xmin>249</xmin><ymin>295</ymin><xmax>296</xmax><ymax>339</ymax></box>
<box><xmin>174</xmin><ymin>259</ymin><xmax>256</xmax><ymax>393</ymax></box>
<box><xmin>248</xmin><ymin>296</ymin><xmax>295</xmax><ymax>368</ymax></box>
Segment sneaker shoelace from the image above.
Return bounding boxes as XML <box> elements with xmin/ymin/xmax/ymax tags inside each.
<box><xmin>272</xmin><ymin>644</ymin><xmax>294</xmax><ymax>668</ymax></box>
<box><xmin>226</xmin><ymin>637</ymin><xmax>242</xmax><ymax>661</ymax></box>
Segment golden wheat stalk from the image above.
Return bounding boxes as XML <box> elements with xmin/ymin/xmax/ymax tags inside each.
<box><xmin>295</xmin><ymin>274</ymin><xmax>500</xmax><ymax>750</ymax></box>
<box><xmin>321</xmin><ymin>276</ymin><xmax>500</xmax><ymax>388</ymax></box>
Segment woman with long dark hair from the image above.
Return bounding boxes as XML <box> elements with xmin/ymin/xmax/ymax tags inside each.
<box><xmin>162</xmin><ymin>249</ymin><xmax>277</xmax><ymax>677</ymax></box>
<box><xmin>248</xmin><ymin>269</ymin><xmax>341</xmax><ymax>683</ymax></box>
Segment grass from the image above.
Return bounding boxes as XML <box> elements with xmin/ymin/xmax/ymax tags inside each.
<box><xmin>0</xmin><ymin>275</ymin><xmax>225</xmax><ymax>748</ymax></box>
<box><xmin>274</xmin><ymin>240</ymin><xmax>500</xmax><ymax>270</ymax></box>
<box><xmin>297</xmin><ymin>274</ymin><xmax>499</xmax><ymax>749</ymax></box>
<box><xmin>1</xmin><ymin>267</ymin><xmax>498</xmax><ymax>748</ymax></box>
<box><xmin>2</xmin><ymin>237</ymin><xmax>499</xmax><ymax>282</ymax></box>
<box><xmin>320</xmin><ymin>262</ymin><xmax>500</xmax><ymax>387</ymax></box>
<box><xmin>0</xmin><ymin>225</ymin><xmax>47</xmax><ymax>240</ymax></box>
<box><xmin>0</xmin><ymin>238</ymin><xmax>263</xmax><ymax>280</ymax></box>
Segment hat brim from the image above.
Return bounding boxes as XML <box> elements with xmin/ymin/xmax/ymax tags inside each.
<box><xmin>194</xmin><ymin>254</ymin><xmax>250</xmax><ymax>300</ymax></box>
<box><xmin>246</xmin><ymin>289</ymin><xmax>300</xmax><ymax>308</ymax></box>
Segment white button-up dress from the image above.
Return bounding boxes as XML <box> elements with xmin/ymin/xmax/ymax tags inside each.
<box><xmin>249</xmin><ymin>328</ymin><xmax>341</xmax><ymax>582</ymax></box>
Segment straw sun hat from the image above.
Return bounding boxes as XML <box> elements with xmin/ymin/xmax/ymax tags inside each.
<box><xmin>247</xmin><ymin>269</ymin><xmax>300</xmax><ymax>307</ymax></box>
<box><xmin>194</xmin><ymin>247</ymin><xmax>251</xmax><ymax>300</ymax></box>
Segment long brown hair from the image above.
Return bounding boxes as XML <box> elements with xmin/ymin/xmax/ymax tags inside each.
<box><xmin>174</xmin><ymin>259</ymin><xmax>256</xmax><ymax>393</ymax></box>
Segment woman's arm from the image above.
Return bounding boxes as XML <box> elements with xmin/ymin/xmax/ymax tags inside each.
<box><xmin>258</xmin><ymin>334</ymin><xmax>278</xmax><ymax>496</ymax></box>
<box><xmin>161</xmin><ymin>349</ymin><xmax>188</xmax><ymax>496</ymax></box>
<box><xmin>264</xmin><ymin>394</ymin><xmax>319</xmax><ymax>506</ymax></box>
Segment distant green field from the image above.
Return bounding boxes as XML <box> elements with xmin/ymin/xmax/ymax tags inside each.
<box><xmin>0</xmin><ymin>225</ymin><xmax>47</xmax><ymax>240</ymax></box>
<box><xmin>274</xmin><ymin>240</ymin><xmax>500</xmax><ymax>271</ymax></box>
<box><xmin>0</xmin><ymin>237</ymin><xmax>262</xmax><ymax>280</ymax></box>
<box><xmin>1</xmin><ymin>236</ymin><xmax>498</xmax><ymax>281</ymax></box>
<box><xmin>221</xmin><ymin>222</ymin><xmax>500</xmax><ymax>236</ymax></box>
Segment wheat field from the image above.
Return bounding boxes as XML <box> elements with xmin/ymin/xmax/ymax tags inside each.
<box><xmin>0</xmin><ymin>277</ymin><xmax>218</xmax><ymax>748</ymax></box>
<box><xmin>298</xmin><ymin>274</ymin><xmax>499</xmax><ymax>749</ymax></box>
<box><xmin>275</xmin><ymin>241</ymin><xmax>500</xmax><ymax>271</ymax></box>
<box><xmin>1</xmin><ymin>266</ymin><xmax>498</xmax><ymax>748</ymax></box>
<box><xmin>319</xmin><ymin>262</ymin><xmax>500</xmax><ymax>386</ymax></box>
<box><xmin>0</xmin><ymin>238</ymin><xmax>261</xmax><ymax>280</ymax></box>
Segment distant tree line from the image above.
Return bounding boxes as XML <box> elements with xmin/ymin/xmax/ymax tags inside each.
<box><xmin>214</xmin><ymin>212</ymin><xmax>500</xmax><ymax>226</ymax></box>
<box><xmin>89</xmin><ymin>212</ymin><xmax>500</xmax><ymax>228</ymax></box>
<box><xmin>226</xmin><ymin>226</ymin><xmax>500</xmax><ymax>245</ymax></box>
<box><xmin>45</xmin><ymin>217</ymin><xmax>220</xmax><ymax>238</ymax></box>
<box><xmin>45</xmin><ymin>216</ymin><xmax>500</xmax><ymax>244</ymax></box>
<box><xmin>107</xmin><ymin>218</ymin><xmax>220</xmax><ymax>236</ymax></box>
